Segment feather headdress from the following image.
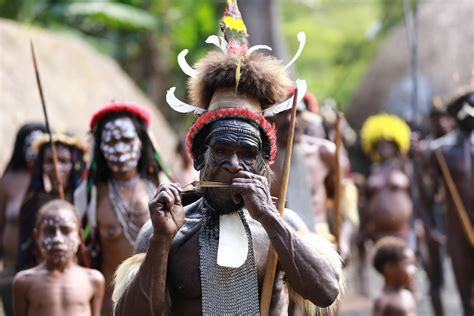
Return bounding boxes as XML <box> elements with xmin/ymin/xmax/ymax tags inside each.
<box><xmin>360</xmin><ymin>113</ymin><xmax>411</xmax><ymax>161</ymax></box>
<box><xmin>167</xmin><ymin>0</ymin><xmax>308</xmax><ymax>163</ymax></box>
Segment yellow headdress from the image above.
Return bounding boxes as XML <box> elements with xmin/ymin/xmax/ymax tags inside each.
<box><xmin>360</xmin><ymin>113</ymin><xmax>410</xmax><ymax>160</ymax></box>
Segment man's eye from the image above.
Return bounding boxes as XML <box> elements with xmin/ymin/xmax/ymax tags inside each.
<box><xmin>214</xmin><ymin>147</ymin><xmax>226</xmax><ymax>154</ymax></box>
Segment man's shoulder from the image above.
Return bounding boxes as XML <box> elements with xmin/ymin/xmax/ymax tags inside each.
<box><xmin>133</xmin><ymin>199</ymin><xmax>203</xmax><ymax>254</ymax></box>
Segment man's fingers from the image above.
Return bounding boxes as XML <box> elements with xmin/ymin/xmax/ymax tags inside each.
<box><xmin>168</xmin><ymin>185</ymin><xmax>182</xmax><ymax>205</ymax></box>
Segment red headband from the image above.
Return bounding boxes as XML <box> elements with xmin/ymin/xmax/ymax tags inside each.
<box><xmin>90</xmin><ymin>102</ymin><xmax>151</xmax><ymax>129</ymax></box>
<box><xmin>186</xmin><ymin>108</ymin><xmax>277</xmax><ymax>163</ymax></box>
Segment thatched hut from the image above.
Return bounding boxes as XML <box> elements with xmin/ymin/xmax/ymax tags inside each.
<box><xmin>0</xmin><ymin>19</ymin><xmax>176</xmax><ymax>171</ymax></box>
<box><xmin>347</xmin><ymin>0</ymin><xmax>474</xmax><ymax>131</ymax></box>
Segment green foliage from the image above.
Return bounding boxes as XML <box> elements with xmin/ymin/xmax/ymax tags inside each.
<box><xmin>51</xmin><ymin>2</ymin><xmax>159</xmax><ymax>30</ymax></box>
<box><xmin>282</xmin><ymin>0</ymin><xmax>406</xmax><ymax>110</ymax></box>
<box><xmin>0</xmin><ymin>0</ymin><xmax>405</xmax><ymax>128</ymax></box>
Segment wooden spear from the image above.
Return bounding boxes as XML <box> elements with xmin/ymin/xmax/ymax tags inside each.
<box><xmin>434</xmin><ymin>149</ymin><xmax>474</xmax><ymax>246</ymax></box>
<box><xmin>333</xmin><ymin>111</ymin><xmax>342</xmax><ymax>251</ymax></box>
<box><xmin>260</xmin><ymin>88</ymin><xmax>299</xmax><ymax>316</ymax></box>
<box><xmin>30</xmin><ymin>40</ymin><xmax>65</xmax><ymax>200</ymax></box>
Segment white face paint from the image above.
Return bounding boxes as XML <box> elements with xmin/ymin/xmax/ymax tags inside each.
<box><xmin>38</xmin><ymin>209</ymin><xmax>80</xmax><ymax>265</ymax></box>
<box><xmin>100</xmin><ymin>117</ymin><xmax>142</xmax><ymax>173</ymax></box>
<box><xmin>24</xmin><ymin>130</ymin><xmax>44</xmax><ymax>164</ymax></box>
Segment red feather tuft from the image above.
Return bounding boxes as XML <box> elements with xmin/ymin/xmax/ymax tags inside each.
<box><xmin>186</xmin><ymin>108</ymin><xmax>277</xmax><ymax>163</ymax></box>
<box><xmin>90</xmin><ymin>102</ymin><xmax>151</xmax><ymax>129</ymax></box>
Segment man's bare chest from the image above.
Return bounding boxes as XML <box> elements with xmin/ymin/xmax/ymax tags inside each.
<box><xmin>167</xmin><ymin>220</ymin><xmax>270</xmax><ymax>300</ymax></box>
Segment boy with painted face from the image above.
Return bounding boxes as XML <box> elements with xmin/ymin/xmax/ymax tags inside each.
<box><xmin>372</xmin><ymin>236</ymin><xmax>417</xmax><ymax>316</ymax></box>
<box><xmin>13</xmin><ymin>200</ymin><xmax>105</xmax><ymax>316</ymax></box>
<box><xmin>74</xmin><ymin>102</ymin><xmax>168</xmax><ymax>315</ymax></box>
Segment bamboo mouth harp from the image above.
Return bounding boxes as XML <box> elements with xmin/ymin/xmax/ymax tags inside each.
<box><xmin>181</xmin><ymin>181</ymin><xmax>278</xmax><ymax>200</ymax></box>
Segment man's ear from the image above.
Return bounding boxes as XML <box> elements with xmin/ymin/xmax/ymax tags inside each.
<box><xmin>193</xmin><ymin>146</ymin><xmax>209</xmax><ymax>171</ymax></box>
<box><xmin>194</xmin><ymin>154</ymin><xmax>204</xmax><ymax>171</ymax></box>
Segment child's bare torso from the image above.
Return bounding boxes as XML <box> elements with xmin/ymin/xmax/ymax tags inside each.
<box><xmin>373</xmin><ymin>288</ymin><xmax>416</xmax><ymax>316</ymax></box>
<box><xmin>18</xmin><ymin>265</ymin><xmax>98</xmax><ymax>316</ymax></box>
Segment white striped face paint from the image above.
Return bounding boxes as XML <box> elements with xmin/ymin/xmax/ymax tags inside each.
<box><xmin>38</xmin><ymin>209</ymin><xmax>80</xmax><ymax>265</ymax></box>
<box><xmin>100</xmin><ymin>117</ymin><xmax>142</xmax><ymax>173</ymax></box>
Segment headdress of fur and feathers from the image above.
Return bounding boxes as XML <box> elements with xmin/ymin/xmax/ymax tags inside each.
<box><xmin>167</xmin><ymin>0</ymin><xmax>308</xmax><ymax>163</ymax></box>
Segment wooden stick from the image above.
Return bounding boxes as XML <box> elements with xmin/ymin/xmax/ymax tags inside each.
<box><xmin>333</xmin><ymin>112</ymin><xmax>342</xmax><ymax>251</ymax></box>
<box><xmin>260</xmin><ymin>88</ymin><xmax>299</xmax><ymax>315</ymax></box>
<box><xmin>434</xmin><ymin>149</ymin><xmax>474</xmax><ymax>246</ymax></box>
<box><xmin>30</xmin><ymin>40</ymin><xmax>64</xmax><ymax>200</ymax></box>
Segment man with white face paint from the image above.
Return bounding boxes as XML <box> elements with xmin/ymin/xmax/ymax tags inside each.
<box><xmin>424</xmin><ymin>87</ymin><xmax>474</xmax><ymax>316</ymax></box>
<box><xmin>13</xmin><ymin>200</ymin><xmax>105</xmax><ymax>316</ymax></box>
<box><xmin>74</xmin><ymin>102</ymin><xmax>170</xmax><ymax>315</ymax></box>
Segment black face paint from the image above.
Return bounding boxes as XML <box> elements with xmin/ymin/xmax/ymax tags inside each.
<box><xmin>199</xmin><ymin>119</ymin><xmax>262</xmax><ymax>214</ymax></box>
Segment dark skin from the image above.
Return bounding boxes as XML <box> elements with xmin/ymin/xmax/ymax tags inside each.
<box><xmin>425</xmin><ymin>111</ymin><xmax>473</xmax><ymax>316</ymax></box>
<box><xmin>270</xmin><ymin>109</ymin><xmax>354</xmax><ymax>263</ymax></box>
<box><xmin>115</xmin><ymin>126</ymin><xmax>340</xmax><ymax>315</ymax></box>
<box><xmin>13</xmin><ymin>205</ymin><xmax>104</xmax><ymax>316</ymax></box>
<box><xmin>372</xmin><ymin>249</ymin><xmax>417</xmax><ymax>316</ymax></box>
<box><xmin>365</xmin><ymin>140</ymin><xmax>413</xmax><ymax>241</ymax></box>
<box><xmin>358</xmin><ymin>140</ymin><xmax>412</xmax><ymax>296</ymax></box>
<box><xmin>413</xmin><ymin>110</ymin><xmax>455</xmax><ymax>316</ymax></box>
<box><xmin>95</xmin><ymin>118</ymin><xmax>152</xmax><ymax>315</ymax></box>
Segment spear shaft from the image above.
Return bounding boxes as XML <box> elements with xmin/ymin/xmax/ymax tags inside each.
<box><xmin>30</xmin><ymin>41</ymin><xmax>65</xmax><ymax>200</ymax></box>
<box><xmin>260</xmin><ymin>88</ymin><xmax>299</xmax><ymax>315</ymax></box>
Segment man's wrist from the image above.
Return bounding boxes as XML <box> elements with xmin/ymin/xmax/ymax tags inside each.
<box><xmin>150</xmin><ymin>232</ymin><xmax>174</xmax><ymax>245</ymax></box>
<box><xmin>258</xmin><ymin>207</ymin><xmax>282</xmax><ymax>235</ymax></box>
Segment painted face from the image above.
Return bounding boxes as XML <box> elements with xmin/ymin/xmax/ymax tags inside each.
<box><xmin>43</xmin><ymin>145</ymin><xmax>73</xmax><ymax>190</ymax></box>
<box><xmin>201</xmin><ymin>120</ymin><xmax>261</xmax><ymax>213</ymax></box>
<box><xmin>24</xmin><ymin>130</ymin><xmax>44</xmax><ymax>166</ymax></box>
<box><xmin>100</xmin><ymin>117</ymin><xmax>142</xmax><ymax>173</ymax></box>
<box><xmin>37</xmin><ymin>208</ymin><xmax>80</xmax><ymax>266</ymax></box>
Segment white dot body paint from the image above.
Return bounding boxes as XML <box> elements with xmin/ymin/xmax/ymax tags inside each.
<box><xmin>38</xmin><ymin>211</ymin><xmax>80</xmax><ymax>265</ymax></box>
<box><xmin>100</xmin><ymin>117</ymin><xmax>142</xmax><ymax>173</ymax></box>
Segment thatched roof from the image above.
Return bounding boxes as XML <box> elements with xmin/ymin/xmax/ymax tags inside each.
<box><xmin>0</xmin><ymin>19</ymin><xmax>176</xmax><ymax>170</ymax></box>
<box><xmin>346</xmin><ymin>0</ymin><xmax>474</xmax><ymax>130</ymax></box>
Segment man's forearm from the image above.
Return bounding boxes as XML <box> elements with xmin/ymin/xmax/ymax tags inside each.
<box><xmin>115</xmin><ymin>235</ymin><xmax>172</xmax><ymax>316</ymax></box>
<box><xmin>260</xmin><ymin>211</ymin><xmax>340</xmax><ymax>307</ymax></box>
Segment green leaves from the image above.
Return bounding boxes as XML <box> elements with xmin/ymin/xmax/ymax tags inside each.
<box><xmin>52</xmin><ymin>1</ymin><xmax>159</xmax><ymax>30</ymax></box>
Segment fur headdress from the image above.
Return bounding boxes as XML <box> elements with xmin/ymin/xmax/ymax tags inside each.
<box><xmin>166</xmin><ymin>0</ymin><xmax>308</xmax><ymax>163</ymax></box>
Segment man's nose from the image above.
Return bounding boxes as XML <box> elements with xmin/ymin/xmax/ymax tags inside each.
<box><xmin>224</xmin><ymin>153</ymin><xmax>243</xmax><ymax>174</ymax></box>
